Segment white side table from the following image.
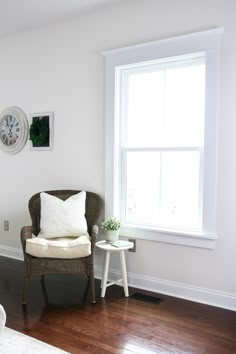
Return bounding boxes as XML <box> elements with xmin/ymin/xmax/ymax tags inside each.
<box><xmin>96</xmin><ymin>240</ymin><xmax>133</xmax><ymax>297</ymax></box>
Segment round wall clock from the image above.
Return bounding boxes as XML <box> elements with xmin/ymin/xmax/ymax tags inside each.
<box><xmin>0</xmin><ymin>106</ymin><xmax>29</xmax><ymax>154</ymax></box>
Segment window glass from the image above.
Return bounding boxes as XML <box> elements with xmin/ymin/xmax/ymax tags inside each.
<box><xmin>125</xmin><ymin>151</ymin><xmax>201</xmax><ymax>230</ymax></box>
<box><xmin>125</xmin><ymin>57</ymin><xmax>205</xmax><ymax>148</ymax></box>
<box><xmin>121</xmin><ymin>54</ymin><xmax>205</xmax><ymax>231</ymax></box>
<box><xmin>125</xmin><ymin>151</ymin><xmax>161</xmax><ymax>224</ymax></box>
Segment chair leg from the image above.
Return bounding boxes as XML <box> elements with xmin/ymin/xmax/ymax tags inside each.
<box><xmin>40</xmin><ymin>275</ymin><xmax>49</xmax><ymax>305</ymax></box>
<box><xmin>89</xmin><ymin>275</ymin><xmax>96</xmax><ymax>304</ymax></box>
<box><xmin>22</xmin><ymin>304</ymin><xmax>29</xmax><ymax>330</ymax></box>
<box><xmin>22</xmin><ymin>275</ymin><xmax>28</xmax><ymax>305</ymax></box>
<box><xmin>81</xmin><ymin>277</ymin><xmax>90</xmax><ymax>304</ymax></box>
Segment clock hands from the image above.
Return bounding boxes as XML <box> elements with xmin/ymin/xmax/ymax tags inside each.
<box><xmin>0</xmin><ymin>115</ymin><xmax>19</xmax><ymax>145</ymax></box>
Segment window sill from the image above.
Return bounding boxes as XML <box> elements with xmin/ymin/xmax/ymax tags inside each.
<box><xmin>120</xmin><ymin>224</ymin><xmax>217</xmax><ymax>249</ymax></box>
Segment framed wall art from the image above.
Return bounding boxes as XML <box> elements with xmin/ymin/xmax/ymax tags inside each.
<box><xmin>29</xmin><ymin>112</ymin><xmax>54</xmax><ymax>151</ymax></box>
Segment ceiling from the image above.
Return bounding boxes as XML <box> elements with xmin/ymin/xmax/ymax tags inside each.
<box><xmin>0</xmin><ymin>0</ymin><xmax>119</xmax><ymax>38</ymax></box>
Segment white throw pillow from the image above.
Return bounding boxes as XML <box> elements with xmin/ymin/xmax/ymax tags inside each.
<box><xmin>38</xmin><ymin>191</ymin><xmax>88</xmax><ymax>239</ymax></box>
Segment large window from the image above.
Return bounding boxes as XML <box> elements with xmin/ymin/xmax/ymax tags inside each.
<box><xmin>104</xmin><ymin>28</ymin><xmax>223</xmax><ymax>248</ymax></box>
<box><xmin>119</xmin><ymin>53</ymin><xmax>205</xmax><ymax>232</ymax></box>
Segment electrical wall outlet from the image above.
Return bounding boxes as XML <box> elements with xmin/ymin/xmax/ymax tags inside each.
<box><xmin>128</xmin><ymin>238</ymin><xmax>136</xmax><ymax>252</ymax></box>
<box><xmin>4</xmin><ymin>220</ymin><xmax>9</xmax><ymax>231</ymax></box>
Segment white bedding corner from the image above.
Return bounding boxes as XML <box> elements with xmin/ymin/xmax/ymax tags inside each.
<box><xmin>0</xmin><ymin>305</ymin><xmax>6</xmax><ymax>335</ymax></box>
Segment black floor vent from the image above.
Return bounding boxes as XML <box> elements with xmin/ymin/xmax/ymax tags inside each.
<box><xmin>130</xmin><ymin>293</ymin><xmax>162</xmax><ymax>304</ymax></box>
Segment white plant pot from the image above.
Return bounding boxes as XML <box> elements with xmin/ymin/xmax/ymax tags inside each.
<box><xmin>104</xmin><ymin>229</ymin><xmax>120</xmax><ymax>243</ymax></box>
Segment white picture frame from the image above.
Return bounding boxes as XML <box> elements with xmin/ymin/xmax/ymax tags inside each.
<box><xmin>29</xmin><ymin>112</ymin><xmax>54</xmax><ymax>151</ymax></box>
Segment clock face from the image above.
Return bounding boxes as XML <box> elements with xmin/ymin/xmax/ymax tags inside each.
<box><xmin>0</xmin><ymin>107</ymin><xmax>29</xmax><ymax>154</ymax></box>
<box><xmin>0</xmin><ymin>114</ymin><xmax>20</xmax><ymax>146</ymax></box>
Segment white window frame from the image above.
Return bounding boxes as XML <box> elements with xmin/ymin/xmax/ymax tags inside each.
<box><xmin>103</xmin><ymin>28</ymin><xmax>223</xmax><ymax>249</ymax></box>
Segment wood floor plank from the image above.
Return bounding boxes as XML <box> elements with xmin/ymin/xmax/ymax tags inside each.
<box><xmin>0</xmin><ymin>256</ymin><xmax>236</xmax><ymax>354</ymax></box>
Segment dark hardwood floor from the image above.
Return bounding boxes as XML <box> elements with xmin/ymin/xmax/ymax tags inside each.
<box><xmin>0</xmin><ymin>256</ymin><xmax>236</xmax><ymax>354</ymax></box>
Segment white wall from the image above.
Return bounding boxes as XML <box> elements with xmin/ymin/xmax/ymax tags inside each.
<box><xmin>0</xmin><ymin>0</ymin><xmax>236</xmax><ymax>309</ymax></box>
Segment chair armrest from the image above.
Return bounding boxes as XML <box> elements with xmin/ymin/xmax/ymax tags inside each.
<box><xmin>21</xmin><ymin>226</ymin><xmax>33</xmax><ymax>251</ymax></box>
<box><xmin>90</xmin><ymin>225</ymin><xmax>99</xmax><ymax>252</ymax></box>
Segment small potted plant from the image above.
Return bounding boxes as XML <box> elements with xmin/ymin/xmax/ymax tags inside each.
<box><xmin>101</xmin><ymin>216</ymin><xmax>121</xmax><ymax>243</ymax></box>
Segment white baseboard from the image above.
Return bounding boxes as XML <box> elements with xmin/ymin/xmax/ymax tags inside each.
<box><xmin>95</xmin><ymin>265</ymin><xmax>236</xmax><ymax>311</ymax></box>
<box><xmin>0</xmin><ymin>245</ymin><xmax>23</xmax><ymax>261</ymax></box>
<box><xmin>1</xmin><ymin>245</ymin><xmax>235</xmax><ymax>311</ymax></box>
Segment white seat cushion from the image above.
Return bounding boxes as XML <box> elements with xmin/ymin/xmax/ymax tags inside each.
<box><xmin>26</xmin><ymin>235</ymin><xmax>91</xmax><ymax>259</ymax></box>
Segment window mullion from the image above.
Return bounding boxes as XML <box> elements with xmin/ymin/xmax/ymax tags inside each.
<box><xmin>119</xmin><ymin>70</ymin><xmax>129</xmax><ymax>221</ymax></box>
<box><xmin>123</xmin><ymin>146</ymin><xmax>202</xmax><ymax>152</ymax></box>
<box><xmin>198</xmin><ymin>148</ymin><xmax>204</xmax><ymax>230</ymax></box>
<box><xmin>120</xmin><ymin>148</ymin><xmax>127</xmax><ymax>222</ymax></box>
<box><xmin>158</xmin><ymin>151</ymin><xmax>162</xmax><ymax>220</ymax></box>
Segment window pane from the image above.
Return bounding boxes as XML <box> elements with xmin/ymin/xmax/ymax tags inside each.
<box><xmin>124</xmin><ymin>151</ymin><xmax>201</xmax><ymax>231</ymax></box>
<box><xmin>160</xmin><ymin>151</ymin><xmax>201</xmax><ymax>230</ymax></box>
<box><xmin>126</xmin><ymin>71</ymin><xmax>165</xmax><ymax>147</ymax></box>
<box><xmin>125</xmin><ymin>152</ymin><xmax>160</xmax><ymax>224</ymax></box>
<box><xmin>125</xmin><ymin>59</ymin><xmax>205</xmax><ymax>148</ymax></box>
<box><xmin>164</xmin><ymin>64</ymin><xmax>205</xmax><ymax>147</ymax></box>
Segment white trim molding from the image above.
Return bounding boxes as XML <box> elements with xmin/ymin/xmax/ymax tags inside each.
<box><xmin>102</xmin><ymin>28</ymin><xmax>224</xmax><ymax>58</ymax></box>
<box><xmin>95</xmin><ymin>266</ymin><xmax>236</xmax><ymax>311</ymax></box>
<box><xmin>1</xmin><ymin>247</ymin><xmax>235</xmax><ymax>311</ymax></box>
<box><xmin>120</xmin><ymin>227</ymin><xmax>217</xmax><ymax>249</ymax></box>
<box><xmin>0</xmin><ymin>244</ymin><xmax>23</xmax><ymax>261</ymax></box>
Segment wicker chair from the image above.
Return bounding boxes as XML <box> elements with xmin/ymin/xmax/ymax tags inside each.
<box><xmin>21</xmin><ymin>190</ymin><xmax>102</xmax><ymax>305</ymax></box>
